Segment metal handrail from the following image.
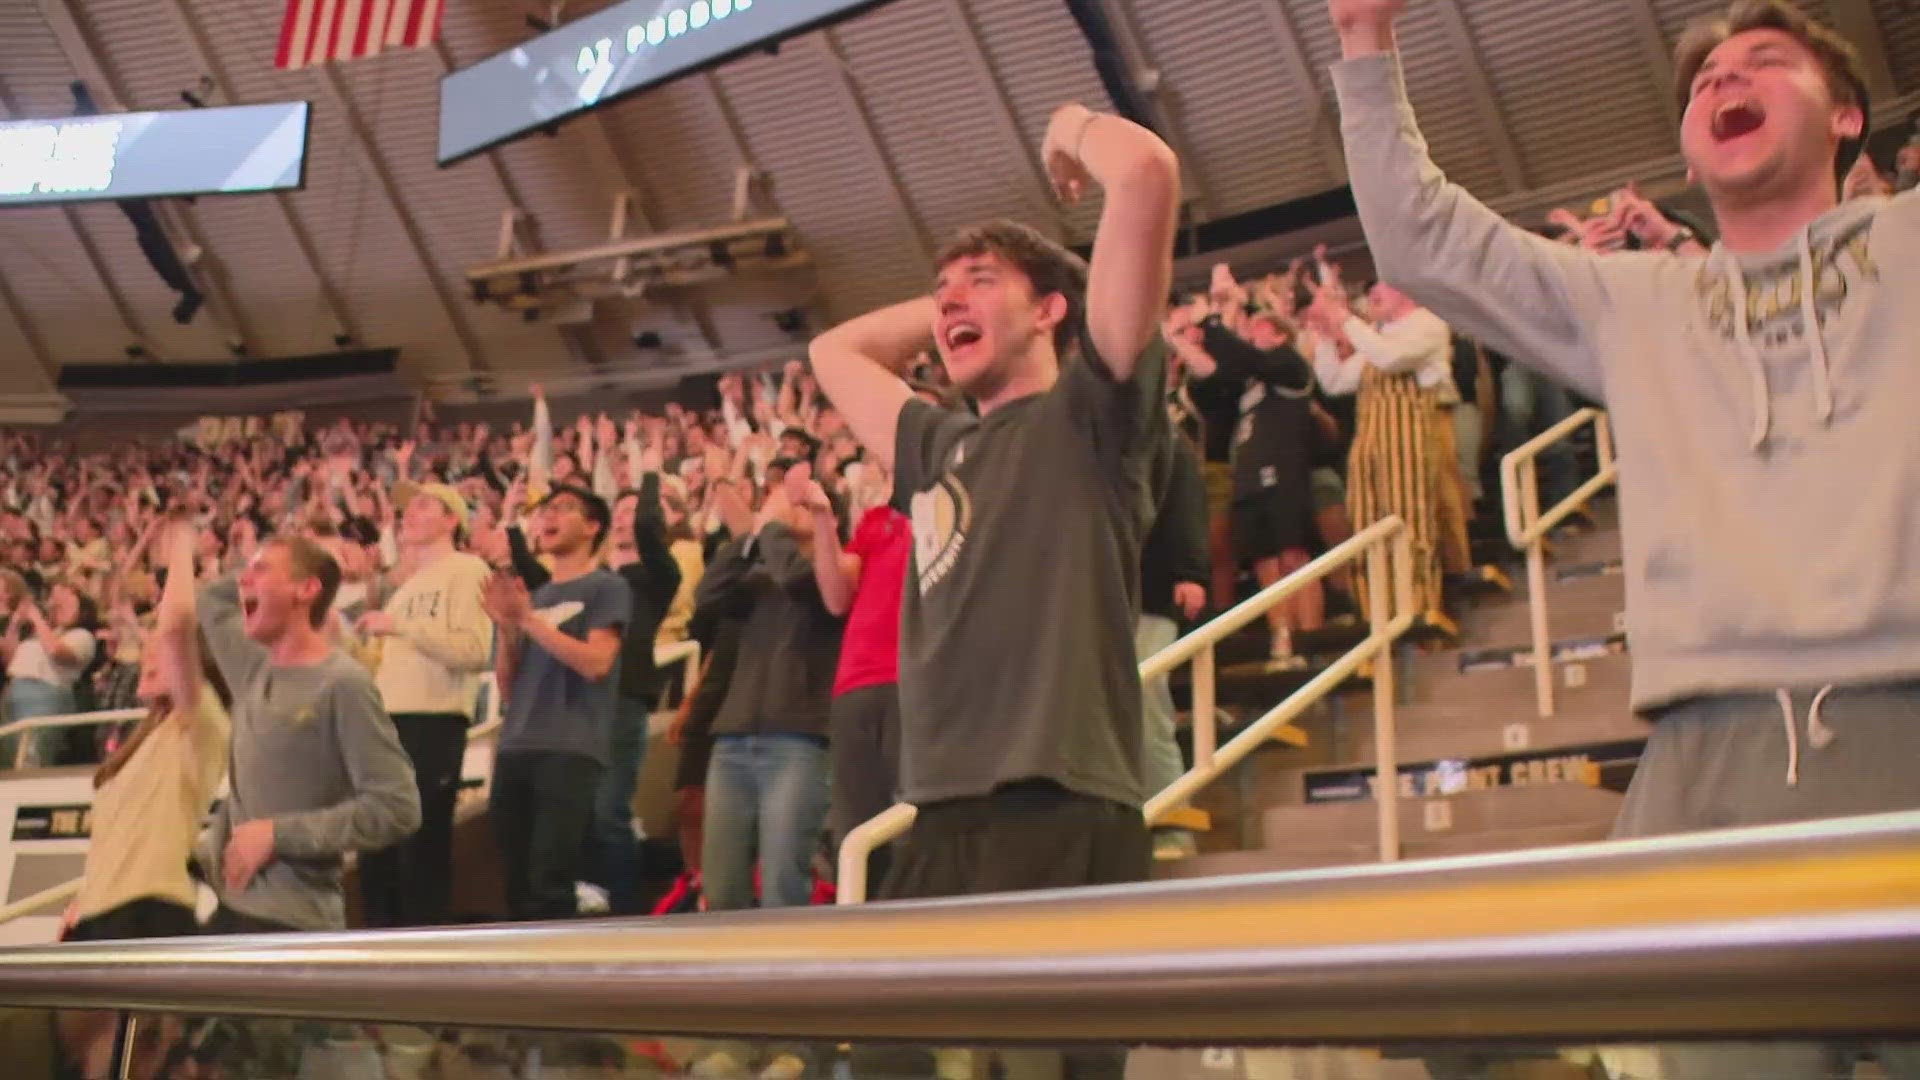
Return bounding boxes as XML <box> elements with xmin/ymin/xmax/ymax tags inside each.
<box><xmin>2</xmin><ymin>811</ymin><xmax>1916</xmax><ymax>1043</ymax></box>
<box><xmin>1499</xmin><ymin>407</ymin><xmax>1619</xmax><ymax>718</ymax></box>
<box><xmin>837</xmin><ymin>515</ymin><xmax>1418</xmax><ymax>905</ymax></box>
<box><xmin>0</xmin><ymin>707</ymin><xmax>144</xmax><ymax>743</ymax></box>
<box><xmin>0</xmin><ymin>879</ymin><xmax>79</xmax><ymax>928</ymax></box>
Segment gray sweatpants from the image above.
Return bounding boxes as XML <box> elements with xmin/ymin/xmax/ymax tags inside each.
<box><xmin>1613</xmin><ymin>681</ymin><xmax>1920</xmax><ymax>839</ymax></box>
<box><xmin>1611</xmin><ymin>681</ymin><xmax>1920</xmax><ymax>1080</ymax></box>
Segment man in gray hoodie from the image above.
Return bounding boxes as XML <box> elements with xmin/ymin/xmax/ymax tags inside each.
<box><xmin>196</xmin><ymin>530</ymin><xmax>421</xmax><ymax>932</ymax></box>
<box><xmin>1324</xmin><ymin>0</ymin><xmax>1919</xmax><ymax>838</ymax></box>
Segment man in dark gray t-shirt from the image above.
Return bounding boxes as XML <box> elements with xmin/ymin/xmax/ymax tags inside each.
<box><xmin>811</xmin><ymin>100</ymin><xmax>1182</xmax><ymax>902</ymax></box>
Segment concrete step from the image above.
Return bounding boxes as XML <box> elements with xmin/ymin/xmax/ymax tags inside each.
<box><xmin>1459</xmin><ymin>570</ymin><xmax>1625</xmax><ymax>651</ymax></box>
<box><xmin>1156</xmin><ymin>789</ymin><xmax>1621</xmax><ymax>882</ymax></box>
<box><xmin>1263</xmin><ymin>778</ymin><xmax>1624</xmax><ymax>841</ymax></box>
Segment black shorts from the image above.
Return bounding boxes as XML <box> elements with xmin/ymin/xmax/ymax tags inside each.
<box><xmin>1232</xmin><ymin>487</ymin><xmax>1316</xmax><ymax>561</ymax></box>
<box><xmin>879</xmin><ymin>780</ymin><xmax>1149</xmax><ymax>901</ymax></box>
<box><xmin>66</xmin><ymin>896</ymin><xmax>198</xmax><ymax>942</ymax></box>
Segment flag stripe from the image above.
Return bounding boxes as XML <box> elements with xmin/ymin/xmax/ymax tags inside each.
<box><xmin>278</xmin><ymin>0</ymin><xmax>437</xmax><ymax>68</ymax></box>
<box><xmin>414</xmin><ymin>0</ymin><xmax>444</xmax><ymax>48</ymax></box>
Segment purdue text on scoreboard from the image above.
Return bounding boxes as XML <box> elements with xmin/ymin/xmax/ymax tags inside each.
<box><xmin>0</xmin><ymin>101</ymin><xmax>310</xmax><ymax>208</ymax></box>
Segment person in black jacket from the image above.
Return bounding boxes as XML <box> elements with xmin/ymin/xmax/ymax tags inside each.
<box><xmin>692</xmin><ymin>477</ymin><xmax>843</xmax><ymax>912</ymax></box>
<box><xmin>1183</xmin><ymin>304</ymin><xmax>1326</xmax><ymax>667</ymax></box>
<box><xmin>584</xmin><ymin>465</ymin><xmax>682</xmax><ymax>914</ymax></box>
<box><xmin>1138</xmin><ymin>430</ymin><xmax>1209</xmax><ymax>857</ymax></box>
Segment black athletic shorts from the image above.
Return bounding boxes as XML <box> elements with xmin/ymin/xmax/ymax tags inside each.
<box><xmin>66</xmin><ymin>896</ymin><xmax>198</xmax><ymax>942</ymax></box>
<box><xmin>1232</xmin><ymin>486</ymin><xmax>1316</xmax><ymax>561</ymax></box>
<box><xmin>879</xmin><ymin>779</ymin><xmax>1149</xmax><ymax>901</ymax></box>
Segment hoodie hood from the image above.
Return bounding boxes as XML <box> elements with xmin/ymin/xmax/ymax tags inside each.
<box><xmin>1705</xmin><ymin>197</ymin><xmax>1884</xmax><ymax>452</ymax></box>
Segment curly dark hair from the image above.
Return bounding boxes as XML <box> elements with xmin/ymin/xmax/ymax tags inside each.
<box><xmin>1673</xmin><ymin>0</ymin><xmax>1869</xmax><ymax>184</ymax></box>
<box><xmin>934</xmin><ymin>220</ymin><xmax>1089</xmax><ymax>359</ymax></box>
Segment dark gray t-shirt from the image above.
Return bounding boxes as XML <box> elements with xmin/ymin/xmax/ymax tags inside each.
<box><xmin>499</xmin><ymin>569</ymin><xmax>631</xmax><ymax>766</ymax></box>
<box><xmin>893</xmin><ymin>331</ymin><xmax>1169</xmax><ymax>808</ymax></box>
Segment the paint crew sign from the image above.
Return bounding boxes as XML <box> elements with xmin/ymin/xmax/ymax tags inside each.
<box><xmin>11</xmin><ymin>804</ymin><xmax>93</xmax><ymax>841</ymax></box>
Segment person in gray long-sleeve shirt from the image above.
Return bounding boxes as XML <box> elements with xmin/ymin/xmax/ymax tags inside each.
<box><xmin>1325</xmin><ymin>0</ymin><xmax>1920</xmax><ymax>842</ymax></box>
<box><xmin>693</xmin><ymin>478</ymin><xmax>843</xmax><ymax>912</ymax></box>
<box><xmin>195</xmin><ymin>531</ymin><xmax>421</xmax><ymax>933</ymax></box>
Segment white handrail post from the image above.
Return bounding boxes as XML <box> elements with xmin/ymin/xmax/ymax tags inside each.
<box><xmin>1192</xmin><ymin>644</ymin><xmax>1216</xmax><ymax>771</ymax></box>
<box><xmin>1523</xmin><ymin>459</ymin><xmax>1555</xmax><ymax>719</ymax></box>
<box><xmin>1368</xmin><ymin>541</ymin><xmax>1401</xmax><ymax>863</ymax></box>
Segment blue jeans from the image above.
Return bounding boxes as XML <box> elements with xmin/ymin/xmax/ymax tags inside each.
<box><xmin>587</xmin><ymin>697</ymin><xmax>650</xmax><ymax>914</ymax></box>
<box><xmin>702</xmin><ymin>734</ymin><xmax>830</xmax><ymax>911</ymax></box>
<box><xmin>1</xmin><ymin>678</ymin><xmax>75</xmax><ymax>769</ymax></box>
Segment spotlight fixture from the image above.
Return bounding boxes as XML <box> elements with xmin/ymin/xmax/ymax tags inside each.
<box><xmin>124</xmin><ymin>343</ymin><xmax>147</xmax><ymax>360</ymax></box>
<box><xmin>763</xmin><ymin>233</ymin><xmax>787</xmax><ymax>259</ymax></box>
<box><xmin>771</xmin><ymin>308</ymin><xmax>807</xmax><ymax>335</ymax></box>
<box><xmin>708</xmin><ymin>241</ymin><xmax>735</xmax><ymax>272</ymax></box>
<box><xmin>633</xmin><ymin>331</ymin><xmax>663</xmax><ymax>350</ymax></box>
<box><xmin>332</xmin><ymin>333</ymin><xmax>353</xmax><ymax>349</ymax></box>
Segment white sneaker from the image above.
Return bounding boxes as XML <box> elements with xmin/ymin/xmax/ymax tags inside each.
<box><xmin>575</xmin><ymin>881</ymin><xmax>611</xmax><ymax>915</ymax></box>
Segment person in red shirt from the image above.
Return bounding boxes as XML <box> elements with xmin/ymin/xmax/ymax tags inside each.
<box><xmin>788</xmin><ymin>458</ymin><xmax>911</xmax><ymax>890</ymax></box>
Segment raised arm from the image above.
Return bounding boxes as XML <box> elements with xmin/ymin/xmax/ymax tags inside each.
<box><xmin>808</xmin><ymin>300</ymin><xmax>926</xmax><ymax>472</ymax></box>
<box><xmin>1326</xmin><ymin>0</ymin><xmax>1606</xmax><ymax>401</ymax></box>
<box><xmin>154</xmin><ymin>518</ymin><xmax>204</xmax><ymax>719</ymax></box>
<box><xmin>1341</xmin><ymin>312</ymin><xmax>1449</xmax><ymax>376</ymax></box>
<box><xmin>1041</xmin><ymin>104</ymin><xmax>1181</xmax><ymax>376</ymax></box>
<box><xmin>791</xmin><ymin>468</ymin><xmax>861</xmax><ymax>618</ymax></box>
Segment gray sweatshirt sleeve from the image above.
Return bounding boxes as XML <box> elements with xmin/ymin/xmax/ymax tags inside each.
<box><xmin>1332</xmin><ymin>54</ymin><xmax>1611</xmax><ymax>403</ymax></box>
<box><xmin>197</xmin><ymin>574</ymin><xmax>269</xmax><ymax>694</ymax></box>
<box><xmin>270</xmin><ymin>672</ymin><xmax>422</xmax><ymax>858</ymax></box>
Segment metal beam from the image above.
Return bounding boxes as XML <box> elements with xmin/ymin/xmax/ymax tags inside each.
<box><xmin>1428</xmin><ymin>0</ymin><xmax>1531</xmax><ymax>193</ymax></box>
<box><xmin>0</xmin><ymin>80</ymin><xmax>152</xmax><ymax>360</ymax></box>
<box><xmin>813</xmin><ymin>31</ymin><xmax>936</xmax><ymax>273</ymax></box>
<box><xmin>1092</xmin><ymin>0</ymin><xmax>1218</xmax><ymax>219</ymax></box>
<box><xmin>306</xmin><ymin>65</ymin><xmax>490</xmax><ymax>378</ymax></box>
<box><xmin>152</xmin><ymin>0</ymin><xmax>359</xmax><ymax>347</ymax></box>
<box><xmin>33</xmin><ymin>0</ymin><xmax>257</xmax><ymax>356</ymax></box>
<box><xmin>938</xmin><ymin>0</ymin><xmax>1071</xmax><ymax>239</ymax></box>
<box><xmin>1255</xmin><ymin>0</ymin><xmax>1349</xmax><ymax>185</ymax></box>
<box><xmin>1826</xmin><ymin>0</ymin><xmax>1898</xmax><ymax>98</ymax></box>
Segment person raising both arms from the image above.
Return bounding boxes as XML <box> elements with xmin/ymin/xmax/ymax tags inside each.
<box><xmin>1323</xmin><ymin>0</ymin><xmax>1918</xmax><ymax>840</ymax></box>
<box><xmin>809</xmin><ymin>98</ymin><xmax>1180</xmax><ymax>903</ymax></box>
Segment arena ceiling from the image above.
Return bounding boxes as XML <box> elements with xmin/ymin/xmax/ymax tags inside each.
<box><xmin>1</xmin><ymin>0</ymin><xmax>1916</xmax><ymax>409</ymax></box>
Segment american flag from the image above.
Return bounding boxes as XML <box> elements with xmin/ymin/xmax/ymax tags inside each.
<box><xmin>275</xmin><ymin>0</ymin><xmax>445</xmax><ymax>70</ymax></box>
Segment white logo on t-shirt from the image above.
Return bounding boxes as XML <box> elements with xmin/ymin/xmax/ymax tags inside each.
<box><xmin>533</xmin><ymin>600</ymin><xmax>584</xmax><ymax>628</ymax></box>
<box><xmin>910</xmin><ymin>476</ymin><xmax>971</xmax><ymax>595</ymax></box>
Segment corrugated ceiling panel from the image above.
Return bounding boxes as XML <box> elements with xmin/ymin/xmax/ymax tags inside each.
<box><xmin>836</xmin><ymin>0</ymin><xmax>1053</xmax><ymax>249</ymax></box>
<box><xmin>67</xmin><ymin>0</ymin><xmax>195</xmax><ymax>112</ymax></box>
<box><xmin>1391</xmin><ymin>3</ymin><xmax>1512</xmax><ymax>197</ymax></box>
<box><xmin>969</xmin><ymin>0</ymin><xmax>1109</xmax><ymax>239</ymax></box>
<box><xmin>440</xmin><ymin>2</ymin><xmax>620</xmax><ymax>252</ymax></box>
<box><xmin>716</xmin><ymin>38</ymin><xmax>929</xmax><ymax>322</ymax></box>
<box><xmin>66</xmin><ymin>200</ymin><xmax>234</xmax><ymax>362</ymax></box>
<box><xmin>0</xmin><ymin>208</ymin><xmax>129</xmax><ymax>365</ymax></box>
<box><xmin>1276</xmin><ymin>0</ymin><xmax>1505</xmax><ymax>198</ymax></box>
<box><xmin>70</xmin><ymin>0</ymin><xmax>332</xmax><ymax>360</ymax></box>
<box><xmin>1131</xmin><ymin>1</ymin><xmax>1339</xmax><ymax>213</ymax></box>
<box><xmin>0</xmin><ymin>7</ymin><xmax>126</xmax><ymax>366</ymax></box>
<box><xmin>186</xmin><ymin>0</ymin><xmax>477</xmax><ymax>382</ymax></box>
<box><xmin>1461</xmin><ymin>0</ymin><xmax>1673</xmax><ymax>187</ymax></box>
<box><xmin>603</xmin><ymin>75</ymin><xmax>745</xmax><ymax>230</ymax></box>
<box><xmin>1874</xmin><ymin>0</ymin><xmax>1920</xmax><ymax>93</ymax></box>
<box><xmin>0</xmin><ymin>283</ymin><xmax>50</xmax><ymax>387</ymax></box>
<box><xmin>341</xmin><ymin>50</ymin><xmax>569</xmax><ymax>376</ymax></box>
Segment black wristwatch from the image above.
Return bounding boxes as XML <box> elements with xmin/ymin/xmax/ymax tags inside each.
<box><xmin>1665</xmin><ymin>227</ymin><xmax>1697</xmax><ymax>252</ymax></box>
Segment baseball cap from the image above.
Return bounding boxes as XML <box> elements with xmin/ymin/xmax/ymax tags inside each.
<box><xmin>393</xmin><ymin>480</ymin><xmax>470</xmax><ymax>528</ymax></box>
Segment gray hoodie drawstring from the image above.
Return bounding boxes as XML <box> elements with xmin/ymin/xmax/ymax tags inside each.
<box><xmin>1796</xmin><ymin>229</ymin><xmax>1835</xmax><ymax>427</ymax></box>
<box><xmin>1776</xmin><ymin>685</ymin><xmax>1839</xmax><ymax>787</ymax></box>
<box><xmin>1723</xmin><ymin>229</ymin><xmax>1835</xmax><ymax>451</ymax></box>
